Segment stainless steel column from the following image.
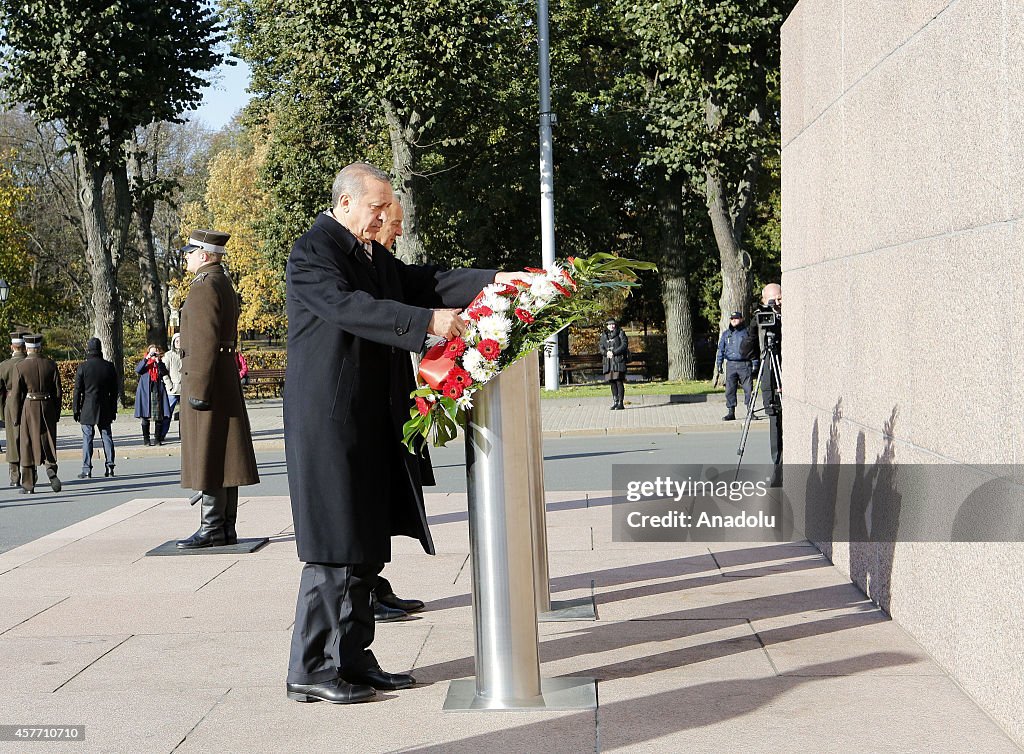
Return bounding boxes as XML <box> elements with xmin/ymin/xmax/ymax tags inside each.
<box><xmin>524</xmin><ymin>350</ymin><xmax>552</xmax><ymax>613</ymax></box>
<box><xmin>463</xmin><ymin>357</ymin><xmax>543</xmax><ymax>707</ymax></box>
<box><xmin>444</xmin><ymin>355</ymin><xmax>596</xmax><ymax>711</ymax></box>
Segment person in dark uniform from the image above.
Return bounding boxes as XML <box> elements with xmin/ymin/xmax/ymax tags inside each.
<box><xmin>716</xmin><ymin>311</ymin><xmax>758</xmax><ymax>421</ymax></box>
<box><xmin>599</xmin><ymin>318</ymin><xmax>629</xmax><ymax>410</ymax></box>
<box><xmin>12</xmin><ymin>334</ymin><xmax>61</xmax><ymax>494</ymax></box>
<box><xmin>73</xmin><ymin>337</ymin><xmax>119</xmax><ymax>478</ymax></box>
<box><xmin>0</xmin><ymin>331</ymin><xmax>27</xmax><ymax>487</ymax></box>
<box><xmin>177</xmin><ymin>229</ymin><xmax>260</xmax><ymax>549</ymax></box>
<box><xmin>283</xmin><ymin>162</ymin><xmax>515</xmax><ymax>704</ymax></box>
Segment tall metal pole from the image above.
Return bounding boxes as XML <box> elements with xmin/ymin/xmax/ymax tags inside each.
<box><xmin>537</xmin><ymin>0</ymin><xmax>559</xmax><ymax>391</ymax></box>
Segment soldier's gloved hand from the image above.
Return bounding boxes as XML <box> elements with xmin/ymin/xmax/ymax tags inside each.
<box><xmin>189</xmin><ymin>397</ymin><xmax>212</xmax><ymax>411</ymax></box>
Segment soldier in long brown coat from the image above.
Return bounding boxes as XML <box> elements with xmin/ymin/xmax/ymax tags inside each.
<box><xmin>12</xmin><ymin>334</ymin><xmax>61</xmax><ymax>494</ymax></box>
<box><xmin>177</xmin><ymin>229</ymin><xmax>259</xmax><ymax>549</ymax></box>
<box><xmin>0</xmin><ymin>331</ymin><xmax>27</xmax><ymax>487</ymax></box>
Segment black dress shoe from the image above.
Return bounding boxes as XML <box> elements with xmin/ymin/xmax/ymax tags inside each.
<box><xmin>49</xmin><ymin>476</ymin><xmax>62</xmax><ymax>492</ymax></box>
<box><xmin>19</xmin><ymin>487</ymin><xmax>31</xmax><ymax>494</ymax></box>
<box><xmin>723</xmin><ymin>411</ymin><xmax>736</xmax><ymax>421</ymax></box>
<box><xmin>341</xmin><ymin>667</ymin><xmax>416</xmax><ymax>691</ymax></box>
<box><xmin>373</xmin><ymin>599</ymin><xmax>408</xmax><ymax>622</ymax></box>
<box><xmin>105</xmin><ymin>467</ymin><xmax>114</xmax><ymax>477</ymax></box>
<box><xmin>149</xmin><ymin>439</ymin><xmax>157</xmax><ymax>446</ymax></box>
<box><xmin>286</xmin><ymin>679</ymin><xmax>376</xmax><ymax>704</ymax></box>
<box><xmin>377</xmin><ymin>592</ymin><xmax>425</xmax><ymax>614</ymax></box>
<box><xmin>176</xmin><ymin>529</ymin><xmax>227</xmax><ymax>549</ymax></box>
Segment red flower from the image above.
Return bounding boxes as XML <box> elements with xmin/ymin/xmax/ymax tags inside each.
<box><xmin>567</xmin><ymin>256</ymin><xmax>577</xmax><ymax>264</ymax></box>
<box><xmin>525</xmin><ymin>266</ymin><xmax>545</xmax><ymax>273</ymax></box>
<box><xmin>448</xmin><ymin>366</ymin><xmax>473</xmax><ymax>387</ymax></box>
<box><xmin>442</xmin><ymin>380</ymin><xmax>464</xmax><ymax>400</ymax></box>
<box><xmin>561</xmin><ymin>268</ymin><xmax>576</xmax><ymax>287</ymax></box>
<box><xmin>444</xmin><ymin>339</ymin><xmax>467</xmax><ymax>358</ymax></box>
<box><xmin>510</xmin><ymin>278</ymin><xmax>531</xmax><ymax>288</ymax></box>
<box><xmin>468</xmin><ymin>305</ymin><xmax>493</xmax><ymax>321</ymax></box>
<box><xmin>515</xmin><ymin>308</ymin><xmax>535</xmax><ymax>324</ymax></box>
<box><xmin>476</xmin><ymin>339</ymin><xmax>501</xmax><ymax>360</ymax></box>
<box><xmin>501</xmin><ymin>284</ymin><xmax>519</xmax><ymax>295</ymax></box>
<box><xmin>415</xmin><ymin>396</ymin><xmax>431</xmax><ymax>416</ymax></box>
<box><xmin>551</xmin><ymin>281</ymin><xmax>572</xmax><ymax>297</ymax></box>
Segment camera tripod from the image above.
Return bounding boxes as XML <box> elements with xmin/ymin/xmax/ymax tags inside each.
<box><xmin>735</xmin><ymin>331</ymin><xmax>782</xmax><ymax>479</ymax></box>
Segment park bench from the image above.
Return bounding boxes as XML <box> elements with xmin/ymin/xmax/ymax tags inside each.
<box><xmin>244</xmin><ymin>368</ymin><xmax>286</xmax><ymax>398</ymax></box>
<box><xmin>558</xmin><ymin>352</ymin><xmax>649</xmax><ymax>385</ymax></box>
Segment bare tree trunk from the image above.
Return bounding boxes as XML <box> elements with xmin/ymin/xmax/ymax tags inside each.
<box><xmin>381</xmin><ymin>98</ymin><xmax>427</xmax><ymax>265</ymax></box>
<box><xmin>705</xmin><ymin>99</ymin><xmax>764</xmax><ymax>333</ymax></box>
<box><xmin>129</xmin><ymin>138</ymin><xmax>168</xmax><ymax>348</ymax></box>
<box><xmin>656</xmin><ymin>172</ymin><xmax>696</xmax><ymax>380</ymax></box>
<box><xmin>76</xmin><ymin>146</ymin><xmax>125</xmax><ymax>399</ymax></box>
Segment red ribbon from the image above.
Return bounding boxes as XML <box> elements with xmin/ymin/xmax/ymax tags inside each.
<box><xmin>418</xmin><ymin>342</ymin><xmax>456</xmax><ymax>390</ymax></box>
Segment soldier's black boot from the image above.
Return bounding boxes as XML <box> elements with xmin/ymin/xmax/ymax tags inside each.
<box><xmin>176</xmin><ymin>489</ymin><xmax>228</xmax><ymax>549</ymax></box>
<box><xmin>223</xmin><ymin>487</ymin><xmax>239</xmax><ymax>545</ymax></box>
<box><xmin>723</xmin><ymin>409</ymin><xmax>736</xmax><ymax>421</ymax></box>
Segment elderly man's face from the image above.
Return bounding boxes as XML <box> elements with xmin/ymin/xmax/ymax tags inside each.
<box><xmin>379</xmin><ymin>202</ymin><xmax>404</xmax><ymax>251</ymax></box>
<box><xmin>337</xmin><ymin>178</ymin><xmax>392</xmax><ymax>243</ymax></box>
<box><xmin>762</xmin><ymin>284</ymin><xmax>782</xmax><ymax>308</ymax></box>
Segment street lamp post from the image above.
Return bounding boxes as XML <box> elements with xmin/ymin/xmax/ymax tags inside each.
<box><xmin>0</xmin><ymin>279</ymin><xmax>10</xmax><ymax>304</ymax></box>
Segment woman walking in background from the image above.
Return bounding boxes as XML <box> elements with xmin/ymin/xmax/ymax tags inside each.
<box><xmin>134</xmin><ymin>345</ymin><xmax>170</xmax><ymax>446</ymax></box>
<box><xmin>599</xmin><ymin>318</ymin><xmax>629</xmax><ymax>410</ymax></box>
<box><xmin>161</xmin><ymin>333</ymin><xmax>183</xmax><ymax>443</ymax></box>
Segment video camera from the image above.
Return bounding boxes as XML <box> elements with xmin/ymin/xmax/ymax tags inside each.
<box><xmin>754</xmin><ymin>299</ymin><xmax>782</xmax><ymax>329</ymax></box>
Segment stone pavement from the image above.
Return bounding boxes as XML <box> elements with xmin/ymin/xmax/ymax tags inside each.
<box><xmin>0</xmin><ymin>491</ymin><xmax>1018</xmax><ymax>753</ymax></box>
<box><xmin>45</xmin><ymin>392</ymin><xmax>761</xmax><ymax>462</ymax></box>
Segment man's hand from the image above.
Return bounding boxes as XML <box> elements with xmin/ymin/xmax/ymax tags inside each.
<box><xmin>188</xmin><ymin>397</ymin><xmax>211</xmax><ymax>411</ymax></box>
<box><xmin>428</xmin><ymin>309</ymin><xmax>466</xmax><ymax>340</ymax></box>
<box><xmin>73</xmin><ymin>413</ymin><xmax>81</xmax><ymax>423</ymax></box>
<box><xmin>493</xmin><ymin>271</ymin><xmax>521</xmax><ymax>286</ymax></box>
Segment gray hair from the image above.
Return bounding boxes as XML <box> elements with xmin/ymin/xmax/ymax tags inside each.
<box><xmin>331</xmin><ymin>162</ymin><xmax>392</xmax><ymax>206</ymax></box>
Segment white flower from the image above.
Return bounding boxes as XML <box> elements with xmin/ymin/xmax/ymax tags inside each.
<box><xmin>455</xmin><ymin>392</ymin><xmax>475</xmax><ymax>411</ymax></box>
<box><xmin>485</xmin><ymin>293</ymin><xmax>511</xmax><ymax>312</ymax></box>
<box><xmin>476</xmin><ymin>314</ymin><xmax>511</xmax><ymax>347</ymax></box>
<box><xmin>529</xmin><ymin>276</ymin><xmax>558</xmax><ymax>305</ymax></box>
<box><xmin>462</xmin><ymin>349</ymin><xmax>497</xmax><ymax>383</ymax></box>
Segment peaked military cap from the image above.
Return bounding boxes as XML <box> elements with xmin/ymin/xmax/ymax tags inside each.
<box><xmin>23</xmin><ymin>333</ymin><xmax>43</xmax><ymax>348</ymax></box>
<box><xmin>9</xmin><ymin>331</ymin><xmax>25</xmax><ymax>345</ymax></box>
<box><xmin>181</xmin><ymin>229</ymin><xmax>231</xmax><ymax>256</ymax></box>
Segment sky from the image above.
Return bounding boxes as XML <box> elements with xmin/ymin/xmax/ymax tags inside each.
<box><xmin>188</xmin><ymin>56</ymin><xmax>253</xmax><ymax>131</ymax></box>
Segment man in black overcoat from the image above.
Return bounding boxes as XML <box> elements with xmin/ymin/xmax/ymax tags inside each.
<box><xmin>73</xmin><ymin>337</ymin><xmax>119</xmax><ymax>478</ymax></box>
<box><xmin>283</xmin><ymin>162</ymin><xmax>514</xmax><ymax>704</ymax></box>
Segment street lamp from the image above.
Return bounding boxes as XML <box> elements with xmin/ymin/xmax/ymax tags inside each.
<box><xmin>0</xmin><ymin>279</ymin><xmax>9</xmax><ymax>303</ymax></box>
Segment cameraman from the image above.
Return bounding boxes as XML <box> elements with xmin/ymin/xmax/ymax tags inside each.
<box><xmin>741</xmin><ymin>283</ymin><xmax>783</xmax><ymax>485</ymax></box>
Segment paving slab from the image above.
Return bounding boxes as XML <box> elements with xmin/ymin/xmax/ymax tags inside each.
<box><xmin>0</xmin><ymin>493</ymin><xmax>1018</xmax><ymax>753</ymax></box>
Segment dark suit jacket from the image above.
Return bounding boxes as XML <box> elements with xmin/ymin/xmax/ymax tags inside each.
<box><xmin>284</xmin><ymin>212</ymin><xmax>495</xmax><ymax>564</ymax></box>
<box><xmin>74</xmin><ymin>354</ymin><xmax>119</xmax><ymax>426</ymax></box>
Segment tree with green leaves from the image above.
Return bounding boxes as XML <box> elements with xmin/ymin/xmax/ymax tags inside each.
<box><xmin>0</xmin><ymin>0</ymin><xmax>225</xmax><ymax>392</ymax></box>
<box><xmin>625</xmin><ymin>0</ymin><xmax>794</xmax><ymax>339</ymax></box>
<box><xmin>225</xmin><ymin>0</ymin><xmax>528</xmax><ymax>264</ymax></box>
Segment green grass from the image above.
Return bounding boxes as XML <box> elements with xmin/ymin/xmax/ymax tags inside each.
<box><xmin>538</xmin><ymin>380</ymin><xmax>723</xmax><ymax>400</ymax></box>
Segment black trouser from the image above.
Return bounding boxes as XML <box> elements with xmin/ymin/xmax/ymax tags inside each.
<box><xmin>608</xmin><ymin>378</ymin><xmax>625</xmax><ymax>405</ymax></box>
<box><xmin>762</xmin><ymin>366</ymin><xmax>783</xmax><ymax>483</ymax></box>
<box><xmin>375</xmin><ymin>574</ymin><xmax>394</xmax><ymax>600</ymax></box>
<box><xmin>724</xmin><ymin>361</ymin><xmax>753</xmax><ymax>410</ymax></box>
<box><xmin>287</xmin><ymin>562</ymin><xmax>383</xmax><ymax>685</ymax></box>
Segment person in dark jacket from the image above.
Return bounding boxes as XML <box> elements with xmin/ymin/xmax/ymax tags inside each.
<box><xmin>716</xmin><ymin>311</ymin><xmax>758</xmax><ymax>421</ymax></box>
<box><xmin>134</xmin><ymin>345</ymin><xmax>170</xmax><ymax>447</ymax></box>
<box><xmin>73</xmin><ymin>337</ymin><xmax>119</xmax><ymax>478</ymax></box>
<box><xmin>741</xmin><ymin>283</ymin><xmax>783</xmax><ymax>486</ymax></box>
<box><xmin>12</xmin><ymin>334</ymin><xmax>61</xmax><ymax>494</ymax></box>
<box><xmin>0</xmin><ymin>331</ymin><xmax>27</xmax><ymax>487</ymax></box>
<box><xmin>283</xmin><ymin>162</ymin><xmax>513</xmax><ymax>705</ymax></box>
<box><xmin>599</xmin><ymin>318</ymin><xmax>629</xmax><ymax>410</ymax></box>
<box><xmin>177</xmin><ymin>229</ymin><xmax>260</xmax><ymax>549</ymax></box>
